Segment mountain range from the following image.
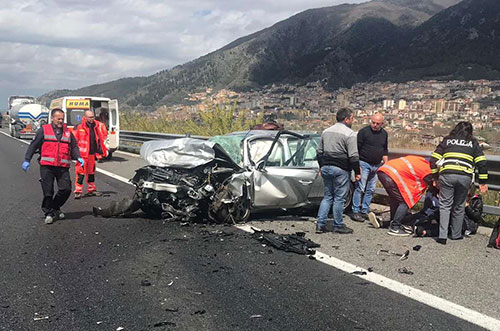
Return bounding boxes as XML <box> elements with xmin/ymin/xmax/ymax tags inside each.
<box><xmin>40</xmin><ymin>0</ymin><xmax>500</xmax><ymax>109</ymax></box>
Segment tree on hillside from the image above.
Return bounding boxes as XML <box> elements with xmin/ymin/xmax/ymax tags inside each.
<box><xmin>121</xmin><ymin>102</ymin><xmax>263</xmax><ymax>136</ymax></box>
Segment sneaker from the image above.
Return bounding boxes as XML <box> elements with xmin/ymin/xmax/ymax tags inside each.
<box><xmin>368</xmin><ymin>212</ymin><xmax>380</xmax><ymax>228</ymax></box>
<box><xmin>55</xmin><ymin>210</ymin><xmax>65</xmax><ymax>220</ymax></box>
<box><xmin>44</xmin><ymin>215</ymin><xmax>54</xmax><ymax>224</ymax></box>
<box><xmin>315</xmin><ymin>224</ymin><xmax>328</xmax><ymax>234</ymax></box>
<box><xmin>351</xmin><ymin>213</ymin><xmax>365</xmax><ymax>223</ymax></box>
<box><xmin>333</xmin><ymin>224</ymin><xmax>354</xmax><ymax>234</ymax></box>
<box><xmin>387</xmin><ymin>227</ymin><xmax>410</xmax><ymax>237</ymax></box>
<box><xmin>74</xmin><ymin>193</ymin><xmax>83</xmax><ymax>199</ymax></box>
<box><xmin>401</xmin><ymin>224</ymin><xmax>414</xmax><ymax>234</ymax></box>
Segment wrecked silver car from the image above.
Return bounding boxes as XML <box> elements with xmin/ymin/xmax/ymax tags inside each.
<box><xmin>131</xmin><ymin>138</ymin><xmax>247</xmax><ymax>223</ymax></box>
<box><xmin>131</xmin><ymin>130</ymin><xmax>353</xmax><ymax>224</ymax></box>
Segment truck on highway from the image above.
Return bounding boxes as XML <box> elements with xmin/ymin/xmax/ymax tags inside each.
<box><xmin>8</xmin><ymin>96</ymin><xmax>49</xmax><ymax>139</ymax></box>
<box><xmin>49</xmin><ymin>96</ymin><xmax>120</xmax><ymax>158</ymax></box>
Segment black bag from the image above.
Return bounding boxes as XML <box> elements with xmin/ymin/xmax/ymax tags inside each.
<box><xmin>487</xmin><ymin>218</ymin><xmax>500</xmax><ymax>249</ymax></box>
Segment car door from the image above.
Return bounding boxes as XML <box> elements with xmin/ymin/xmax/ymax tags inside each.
<box><xmin>303</xmin><ymin>134</ymin><xmax>324</xmax><ymax>203</ymax></box>
<box><xmin>250</xmin><ymin>131</ymin><xmax>319</xmax><ymax>209</ymax></box>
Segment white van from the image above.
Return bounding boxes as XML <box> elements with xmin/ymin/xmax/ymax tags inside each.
<box><xmin>49</xmin><ymin>96</ymin><xmax>119</xmax><ymax>158</ymax></box>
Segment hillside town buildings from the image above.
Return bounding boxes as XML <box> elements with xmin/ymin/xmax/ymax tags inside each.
<box><xmin>147</xmin><ymin>79</ymin><xmax>500</xmax><ymax>151</ymax></box>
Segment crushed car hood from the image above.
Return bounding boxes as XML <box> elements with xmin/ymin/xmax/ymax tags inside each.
<box><xmin>140</xmin><ymin>138</ymin><xmax>241</xmax><ymax>170</ymax></box>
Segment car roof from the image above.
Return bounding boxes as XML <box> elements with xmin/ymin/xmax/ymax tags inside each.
<box><xmin>223</xmin><ymin>130</ymin><xmax>320</xmax><ymax>138</ymax></box>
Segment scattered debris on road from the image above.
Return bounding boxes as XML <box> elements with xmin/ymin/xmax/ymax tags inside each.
<box><xmin>154</xmin><ymin>321</ymin><xmax>176</xmax><ymax>327</ymax></box>
<box><xmin>252</xmin><ymin>229</ymin><xmax>320</xmax><ymax>255</ymax></box>
<box><xmin>352</xmin><ymin>270</ymin><xmax>367</xmax><ymax>275</ymax></box>
<box><xmin>33</xmin><ymin>313</ymin><xmax>49</xmax><ymax>321</ymax></box>
<box><xmin>377</xmin><ymin>249</ymin><xmax>410</xmax><ymax>261</ymax></box>
<box><xmin>397</xmin><ymin>267</ymin><xmax>414</xmax><ymax>275</ymax></box>
<box><xmin>413</xmin><ymin>245</ymin><xmax>422</xmax><ymax>251</ymax></box>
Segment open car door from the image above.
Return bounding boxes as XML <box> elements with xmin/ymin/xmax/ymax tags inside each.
<box><xmin>251</xmin><ymin>131</ymin><xmax>319</xmax><ymax>209</ymax></box>
<box><xmin>107</xmin><ymin>99</ymin><xmax>119</xmax><ymax>151</ymax></box>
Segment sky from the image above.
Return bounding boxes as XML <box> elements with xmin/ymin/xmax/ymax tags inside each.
<box><xmin>0</xmin><ymin>0</ymin><xmax>365</xmax><ymax>107</ymax></box>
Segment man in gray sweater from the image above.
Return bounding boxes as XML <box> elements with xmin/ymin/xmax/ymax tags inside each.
<box><xmin>316</xmin><ymin>108</ymin><xmax>361</xmax><ymax>234</ymax></box>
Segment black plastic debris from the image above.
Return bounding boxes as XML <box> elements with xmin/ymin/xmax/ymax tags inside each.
<box><xmin>252</xmin><ymin>229</ymin><xmax>320</xmax><ymax>255</ymax></box>
<box><xmin>141</xmin><ymin>280</ymin><xmax>152</xmax><ymax>286</ymax></box>
<box><xmin>193</xmin><ymin>310</ymin><xmax>206</xmax><ymax>315</ymax></box>
<box><xmin>154</xmin><ymin>321</ymin><xmax>176</xmax><ymax>327</ymax></box>
<box><xmin>352</xmin><ymin>271</ymin><xmax>367</xmax><ymax>275</ymax></box>
<box><xmin>367</xmin><ymin>267</ymin><xmax>374</xmax><ymax>272</ymax></box>
<box><xmin>413</xmin><ymin>245</ymin><xmax>422</xmax><ymax>251</ymax></box>
<box><xmin>397</xmin><ymin>267</ymin><xmax>414</xmax><ymax>275</ymax></box>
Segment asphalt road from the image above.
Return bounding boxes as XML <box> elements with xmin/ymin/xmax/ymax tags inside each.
<box><xmin>0</xmin><ymin>132</ymin><xmax>491</xmax><ymax>331</ymax></box>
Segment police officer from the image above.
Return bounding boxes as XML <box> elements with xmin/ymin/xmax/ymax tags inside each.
<box><xmin>22</xmin><ymin>108</ymin><xmax>83</xmax><ymax>224</ymax></box>
<box><xmin>430</xmin><ymin>121</ymin><xmax>488</xmax><ymax>244</ymax></box>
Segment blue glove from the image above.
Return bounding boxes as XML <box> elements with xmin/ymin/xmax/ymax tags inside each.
<box><xmin>22</xmin><ymin>161</ymin><xmax>30</xmax><ymax>172</ymax></box>
<box><xmin>78</xmin><ymin>158</ymin><xmax>85</xmax><ymax>168</ymax></box>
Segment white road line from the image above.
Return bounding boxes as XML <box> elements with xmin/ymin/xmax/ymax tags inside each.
<box><xmin>4</xmin><ymin>129</ymin><xmax>500</xmax><ymax>330</ymax></box>
<box><xmin>96</xmin><ymin>167</ymin><xmax>133</xmax><ymax>185</ymax></box>
<box><xmin>236</xmin><ymin>224</ymin><xmax>500</xmax><ymax>331</ymax></box>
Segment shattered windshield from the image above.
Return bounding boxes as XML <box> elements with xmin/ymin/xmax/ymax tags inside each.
<box><xmin>209</xmin><ymin>134</ymin><xmax>246</xmax><ymax>165</ymax></box>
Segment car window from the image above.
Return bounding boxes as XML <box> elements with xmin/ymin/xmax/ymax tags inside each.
<box><xmin>303</xmin><ymin>138</ymin><xmax>319</xmax><ymax>167</ymax></box>
<box><xmin>266</xmin><ymin>141</ymin><xmax>285</xmax><ymax>166</ymax></box>
<box><xmin>288</xmin><ymin>138</ymin><xmax>299</xmax><ymax>155</ymax></box>
<box><xmin>209</xmin><ymin>134</ymin><xmax>245</xmax><ymax>165</ymax></box>
<box><xmin>249</xmin><ymin>139</ymin><xmax>276</xmax><ymax>165</ymax></box>
<box><xmin>283</xmin><ymin>136</ymin><xmax>318</xmax><ymax>168</ymax></box>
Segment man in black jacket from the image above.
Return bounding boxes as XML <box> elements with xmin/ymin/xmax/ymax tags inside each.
<box><xmin>351</xmin><ymin>113</ymin><xmax>388</xmax><ymax>222</ymax></box>
<box><xmin>22</xmin><ymin>109</ymin><xmax>83</xmax><ymax>224</ymax></box>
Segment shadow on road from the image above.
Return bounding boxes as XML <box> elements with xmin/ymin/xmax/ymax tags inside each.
<box><xmin>63</xmin><ymin>211</ymin><xmax>94</xmax><ymax>219</ymax></box>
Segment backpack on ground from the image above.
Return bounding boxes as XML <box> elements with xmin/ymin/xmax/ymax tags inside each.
<box><xmin>487</xmin><ymin>217</ymin><xmax>500</xmax><ymax>249</ymax></box>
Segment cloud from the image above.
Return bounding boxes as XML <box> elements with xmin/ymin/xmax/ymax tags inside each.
<box><xmin>0</xmin><ymin>0</ymin><xmax>365</xmax><ymax>104</ymax></box>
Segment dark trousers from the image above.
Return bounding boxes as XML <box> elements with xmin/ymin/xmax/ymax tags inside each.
<box><xmin>40</xmin><ymin>165</ymin><xmax>72</xmax><ymax>216</ymax></box>
<box><xmin>377</xmin><ymin>172</ymin><xmax>409</xmax><ymax>229</ymax></box>
<box><xmin>439</xmin><ymin>173</ymin><xmax>471</xmax><ymax>240</ymax></box>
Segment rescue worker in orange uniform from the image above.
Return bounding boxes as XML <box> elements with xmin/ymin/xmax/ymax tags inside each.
<box><xmin>73</xmin><ymin>110</ymin><xmax>107</xmax><ymax>199</ymax></box>
<box><xmin>376</xmin><ymin>155</ymin><xmax>432</xmax><ymax>236</ymax></box>
<box><xmin>22</xmin><ymin>108</ymin><xmax>83</xmax><ymax>224</ymax></box>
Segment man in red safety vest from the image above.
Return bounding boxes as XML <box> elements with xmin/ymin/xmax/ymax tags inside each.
<box><xmin>73</xmin><ymin>110</ymin><xmax>107</xmax><ymax>199</ymax></box>
<box><xmin>376</xmin><ymin>155</ymin><xmax>433</xmax><ymax>236</ymax></box>
<box><xmin>22</xmin><ymin>108</ymin><xmax>83</xmax><ymax>224</ymax></box>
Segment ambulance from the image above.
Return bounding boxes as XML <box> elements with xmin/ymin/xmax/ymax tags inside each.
<box><xmin>49</xmin><ymin>96</ymin><xmax>119</xmax><ymax>158</ymax></box>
